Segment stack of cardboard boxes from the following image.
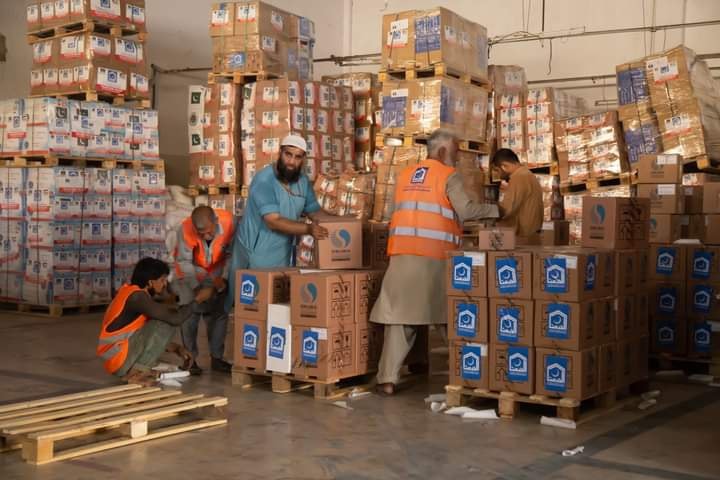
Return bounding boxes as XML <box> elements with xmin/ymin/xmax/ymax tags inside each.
<box><xmin>209</xmin><ymin>1</ymin><xmax>315</xmax><ymax>81</ymax></box>
<box><xmin>563</xmin><ymin>186</ymin><xmax>633</xmax><ymax>245</ymax></box>
<box><xmin>491</xmin><ymin>65</ymin><xmax>527</xmax><ymax>158</ymax></box>
<box><xmin>322</xmin><ymin>73</ymin><xmax>381</xmax><ymax>171</ymax></box>
<box><xmin>233</xmin><ymin>216</ymin><xmax>386</xmax><ymax>381</ymax></box>
<box><xmin>27</xmin><ymin>1</ymin><xmax>149</xmax><ymax>99</ymax></box>
<box><xmin>313</xmin><ymin>171</ymin><xmax>376</xmax><ymax>220</ymax></box>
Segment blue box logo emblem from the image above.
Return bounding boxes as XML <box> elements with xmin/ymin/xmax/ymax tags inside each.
<box><xmin>544</xmin><ymin>258</ymin><xmax>568</xmax><ymax>294</ymax></box>
<box><xmin>507</xmin><ymin>346</ymin><xmax>529</xmax><ymax>383</ymax></box>
<box><xmin>460</xmin><ymin>345</ymin><xmax>482</xmax><ymax>380</ymax></box>
<box><xmin>239</xmin><ymin>273</ymin><xmax>258</xmax><ymax>305</ymax></box>
<box><xmin>497</xmin><ymin>307</ymin><xmax>519</xmax><ymax>343</ymax></box>
<box><xmin>455</xmin><ymin>303</ymin><xmax>478</xmax><ymax>338</ymax></box>
<box><xmin>547</xmin><ymin>303</ymin><xmax>571</xmax><ymax>340</ymax></box>
<box><xmin>452</xmin><ymin>256</ymin><xmax>472</xmax><ymax>290</ymax></box>
<box><xmin>301</xmin><ymin>330</ymin><xmax>319</xmax><ymax>365</ymax></box>
<box><xmin>693</xmin><ymin>323</ymin><xmax>712</xmax><ymax>353</ymax></box>
<box><xmin>656</xmin><ymin>247</ymin><xmax>676</xmax><ymax>275</ymax></box>
<box><xmin>544</xmin><ymin>355</ymin><xmax>568</xmax><ymax>392</ymax></box>
<box><xmin>242</xmin><ymin>324</ymin><xmax>259</xmax><ymax>357</ymax></box>
<box><xmin>268</xmin><ymin>326</ymin><xmax>286</xmax><ymax>359</ymax></box>
<box><xmin>496</xmin><ymin>257</ymin><xmax>519</xmax><ymax>294</ymax></box>
<box><xmin>692</xmin><ymin>252</ymin><xmax>712</xmax><ymax>279</ymax></box>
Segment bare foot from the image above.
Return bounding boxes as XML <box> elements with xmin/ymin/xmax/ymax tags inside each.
<box><xmin>376</xmin><ymin>383</ymin><xmax>395</xmax><ymax>396</ymax></box>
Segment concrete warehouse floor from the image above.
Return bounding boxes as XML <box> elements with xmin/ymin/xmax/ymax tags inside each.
<box><xmin>1</xmin><ymin>311</ymin><xmax>719</xmax><ymax>480</ymax></box>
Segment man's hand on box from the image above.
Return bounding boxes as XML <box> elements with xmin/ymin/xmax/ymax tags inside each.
<box><xmin>309</xmin><ymin>221</ymin><xmax>328</xmax><ymax>240</ymax></box>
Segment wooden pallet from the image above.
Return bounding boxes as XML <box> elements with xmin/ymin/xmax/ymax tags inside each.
<box><xmin>0</xmin><ymin>302</ymin><xmax>108</xmax><ymax>318</ymax></box>
<box><xmin>27</xmin><ymin>20</ymin><xmax>147</xmax><ymax>42</ymax></box>
<box><xmin>376</xmin><ymin>134</ymin><xmax>490</xmax><ymax>154</ymax></box>
<box><xmin>30</xmin><ymin>91</ymin><xmax>152</xmax><ymax>108</ymax></box>
<box><xmin>0</xmin><ymin>155</ymin><xmax>163</xmax><ymax>170</ymax></box>
<box><xmin>187</xmin><ymin>184</ymin><xmax>245</xmax><ymax>197</ymax></box>
<box><xmin>445</xmin><ymin>379</ymin><xmax>649</xmax><ymax>423</ymax></box>
<box><xmin>650</xmin><ymin>354</ymin><xmax>720</xmax><ymax>378</ymax></box>
<box><xmin>379</xmin><ymin>64</ymin><xmax>489</xmax><ymax>87</ymax></box>
<box><xmin>208</xmin><ymin>71</ymin><xmax>282</xmax><ymax>85</ymax></box>
<box><xmin>683</xmin><ymin>155</ymin><xmax>720</xmax><ymax>175</ymax></box>
<box><xmin>528</xmin><ymin>163</ymin><xmax>559</xmax><ymax>176</ymax></box>
<box><xmin>0</xmin><ymin>384</ymin><xmax>227</xmax><ymax>465</ymax></box>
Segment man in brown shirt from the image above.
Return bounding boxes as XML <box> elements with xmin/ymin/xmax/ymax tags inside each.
<box><xmin>492</xmin><ymin>148</ymin><xmax>544</xmax><ymax>244</ymax></box>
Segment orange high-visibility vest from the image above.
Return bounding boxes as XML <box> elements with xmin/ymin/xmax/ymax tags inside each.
<box><xmin>174</xmin><ymin>209</ymin><xmax>235</xmax><ymax>282</ymax></box>
<box><xmin>388</xmin><ymin>159</ymin><xmax>462</xmax><ymax>260</ymax></box>
<box><xmin>97</xmin><ymin>285</ymin><xmax>147</xmax><ymax>374</ymax></box>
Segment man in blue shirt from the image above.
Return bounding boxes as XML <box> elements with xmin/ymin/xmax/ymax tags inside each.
<box><xmin>226</xmin><ymin>135</ymin><xmax>327</xmax><ymax>311</ymax></box>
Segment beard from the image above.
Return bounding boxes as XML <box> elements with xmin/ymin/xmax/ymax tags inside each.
<box><xmin>277</xmin><ymin>157</ymin><xmax>301</xmax><ymax>183</ymax></box>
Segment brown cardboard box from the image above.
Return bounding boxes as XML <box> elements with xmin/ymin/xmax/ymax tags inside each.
<box><xmin>598</xmin><ymin>343</ymin><xmax>617</xmax><ymax>393</ymax></box>
<box><xmin>489</xmin><ymin>344</ymin><xmax>534</xmax><ymax>395</ymax></box>
<box><xmin>636</xmin><ymin>154</ymin><xmax>683</xmax><ymax>184</ymax></box>
<box><xmin>534</xmin><ymin>300</ymin><xmax>597</xmax><ymax>350</ymax></box>
<box><xmin>683</xmin><ymin>173</ymin><xmax>720</xmax><ymax>186</ymax></box>
<box><xmin>650</xmin><ymin>315</ymin><xmax>688</xmax><ymax>356</ymax></box>
<box><xmin>635</xmin><ymin>336</ymin><xmax>649</xmax><ymax>381</ymax></box>
<box><xmin>597</xmin><ymin>250</ymin><xmax>616</xmax><ymax>299</ymax></box>
<box><xmin>636</xmin><ymin>184</ymin><xmax>685</xmax><ymax>214</ymax></box>
<box><xmin>448</xmin><ymin>296</ymin><xmax>488</xmax><ymax>343</ymax></box>
<box><xmin>356</xmin><ymin>320</ymin><xmax>383</xmax><ymax>374</ymax></box>
<box><xmin>296</xmin><ymin>215</ymin><xmax>363</xmax><ymax>270</ymax></box>
<box><xmin>684</xmin><ymin>186</ymin><xmax>704</xmax><ymax>214</ymax></box>
<box><xmin>477</xmin><ymin>227</ymin><xmax>516</xmax><ymax>250</ymax></box>
<box><xmin>362</xmin><ymin>222</ymin><xmax>389</xmax><ymax>269</ymax></box>
<box><xmin>488</xmin><ymin>298</ymin><xmax>534</xmax><ymax>346</ymax></box>
<box><xmin>535</xmin><ymin>347</ymin><xmax>599</xmax><ymax>400</ymax></box>
<box><xmin>581</xmin><ymin>197</ymin><xmax>651</xmax><ymax>249</ymax></box>
<box><xmin>637</xmin><ymin>293</ymin><xmax>649</xmax><ymax>336</ymax></box>
<box><xmin>233</xmin><ymin>317</ymin><xmax>267</xmax><ymax>371</ymax></box>
<box><xmin>649</xmin><ymin>245</ymin><xmax>687</xmax><ymax>282</ymax></box>
<box><xmin>540</xmin><ymin>220</ymin><xmax>570</xmax><ymax>246</ymax></box>
<box><xmin>595</xmin><ymin>298</ymin><xmax>617</xmax><ymax>345</ymax></box>
<box><xmin>702</xmin><ymin>183</ymin><xmax>720</xmax><ymax>213</ymax></box>
<box><xmin>703</xmin><ymin>215</ymin><xmax>720</xmax><ymax>245</ymax></box>
<box><xmin>354</xmin><ymin>270</ymin><xmax>384</xmax><ymax>324</ymax></box>
<box><xmin>235</xmin><ymin>268</ymin><xmax>294</xmax><ymax>321</ymax></box>
<box><xmin>649</xmin><ymin>214</ymin><xmax>686</xmax><ymax>244</ymax></box>
<box><xmin>449</xmin><ymin>341</ymin><xmax>489</xmax><ymax>390</ymax></box>
<box><xmin>615</xmin><ymin>295</ymin><xmax>636</xmax><ymax>340</ymax></box>
<box><xmin>686</xmin><ymin>214</ymin><xmax>704</xmax><ymax>239</ymax></box>
<box><xmin>290</xmin><ymin>272</ymin><xmax>354</xmax><ymax>327</ymax></box>
<box><xmin>687</xmin><ymin>246</ymin><xmax>720</xmax><ymax>282</ymax></box>
<box><xmin>292</xmin><ymin>324</ymin><xmax>355</xmax><ymax>380</ymax></box>
<box><xmin>616</xmin><ymin>339</ymin><xmax>633</xmax><ymax>387</ymax></box>
<box><xmin>447</xmin><ymin>250</ymin><xmax>488</xmax><ymax>297</ymax></box>
<box><xmin>649</xmin><ymin>282</ymin><xmax>686</xmax><ymax>318</ymax></box>
<box><xmin>638</xmin><ymin>249</ymin><xmax>650</xmax><ymax>285</ymax></box>
<box><xmin>687</xmin><ymin>281</ymin><xmax>720</xmax><ymax>320</ymax></box>
<box><xmin>614</xmin><ymin>250</ymin><xmax>637</xmax><ymax>295</ymax></box>
<box><xmin>488</xmin><ymin>251</ymin><xmax>533</xmax><ymax>300</ymax></box>
<box><xmin>533</xmin><ymin>249</ymin><xmax>604</xmax><ymax>302</ymax></box>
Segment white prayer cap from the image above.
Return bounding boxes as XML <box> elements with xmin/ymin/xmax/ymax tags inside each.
<box><xmin>280</xmin><ymin>134</ymin><xmax>307</xmax><ymax>153</ymax></box>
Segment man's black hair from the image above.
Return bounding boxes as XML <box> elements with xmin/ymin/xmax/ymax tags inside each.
<box><xmin>131</xmin><ymin>257</ymin><xmax>170</xmax><ymax>288</ymax></box>
<box><xmin>492</xmin><ymin>148</ymin><xmax>520</xmax><ymax>167</ymax></box>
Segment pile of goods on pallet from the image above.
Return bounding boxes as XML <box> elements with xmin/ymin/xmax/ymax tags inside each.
<box><xmin>27</xmin><ymin>0</ymin><xmax>149</xmax><ymax>100</ymax></box>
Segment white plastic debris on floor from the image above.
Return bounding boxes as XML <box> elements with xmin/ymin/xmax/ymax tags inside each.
<box><xmin>540</xmin><ymin>416</ymin><xmax>577</xmax><ymax>429</ymax></box>
<box><xmin>444</xmin><ymin>406</ymin><xmax>499</xmax><ymax>420</ymax></box>
<box><xmin>562</xmin><ymin>446</ymin><xmax>584</xmax><ymax>456</ymax></box>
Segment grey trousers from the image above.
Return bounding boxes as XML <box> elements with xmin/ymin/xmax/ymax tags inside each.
<box><xmin>180</xmin><ymin>291</ymin><xmax>228</xmax><ymax>360</ymax></box>
<box><xmin>377</xmin><ymin>324</ymin><xmax>446</xmax><ymax>384</ymax></box>
<box><xmin>115</xmin><ymin>319</ymin><xmax>176</xmax><ymax>378</ymax></box>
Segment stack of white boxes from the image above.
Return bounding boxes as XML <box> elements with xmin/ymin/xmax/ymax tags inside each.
<box><xmin>0</xmin><ymin>168</ymin><xmax>26</xmax><ymax>302</ymax></box>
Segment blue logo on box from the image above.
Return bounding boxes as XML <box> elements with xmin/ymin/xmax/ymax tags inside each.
<box><xmin>547</xmin><ymin>303</ymin><xmax>571</xmax><ymax>340</ymax></box>
<box><xmin>656</xmin><ymin>248</ymin><xmax>676</xmax><ymax>275</ymax></box>
<box><xmin>460</xmin><ymin>345</ymin><xmax>482</xmax><ymax>380</ymax></box>
<box><xmin>452</xmin><ymin>256</ymin><xmax>473</xmax><ymax>290</ymax></box>
<box><xmin>242</xmin><ymin>324</ymin><xmax>259</xmax><ymax>357</ymax></box>
<box><xmin>239</xmin><ymin>274</ymin><xmax>258</xmax><ymax>305</ymax></box>
<box><xmin>268</xmin><ymin>326</ymin><xmax>286</xmax><ymax>359</ymax></box>
<box><xmin>658</xmin><ymin>287</ymin><xmax>678</xmax><ymax>315</ymax></box>
<box><xmin>301</xmin><ymin>330</ymin><xmax>319</xmax><ymax>365</ymax></box>
<box><xmin>544</xmin><ymin>258</ymin><xmax>568</xmax><ymax>294</ymax></box>
<box><xmin>692</xmin><ymin>285</ymin><xmax>713</xmax><ymax>314</ymax></box>
<box><xmin>692</xmin><ymin>252</ymin><xmax>712</xmax><ymax>279</ymax></box>
<box><xmin>544</xmin><ymin>355</ymin><xmax>568</xmax><ymax>392</ymax></box>
<box><xmin>585</xmin><ymin>255</ymin><xmax>597</xmax><ymax>291</ymax></box>
<box><xmin>507</xmin><ymin>346</ymin><xmax>529</xmax><ymax>383</ymax></box>
<box><xmin>496</xmin><ymin>257</ymin><xmax>519</xmax><ymax>294</ymax></box>
<box><xmin>694</xmin><ymin>323</ymin><xmax>712</xmax><ymax>353</ymax></box>
<box><xmin>456</xmin><ymin>303</ymin><xmax>478</xmax><ymax>338</ymax></box>
<box><xmin>657</xmin><ymin>320</ymin><xmax>676</xmax><ymax>347</ymax></box>
<box><xmin>497</xmin><ymin>307</ymin><xmax>519</xmax><ymax>343</ymax></box>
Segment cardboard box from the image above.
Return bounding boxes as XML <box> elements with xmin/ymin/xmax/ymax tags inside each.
<box><xmin>635</xmin><ymin>336</ymin><xmax>649</xmax><ymax>381</ymax></box>
<box><xmin>535</xmin><ymin>347</ymin><xmax>599</xmax><ymax>400</ymax></box>
<box><xmin>636</xmin><ymin>184</ymin><xmax>685</xmax><ymax>214</ymax></box>
<box><xmin>616</xmin><ymin>340</ymin><xmax>633</xmax><ymax>387</ymax></box>
<box><xmin>290</xmin><ymin>272</ymin><xmax>354</xmax><ymax>327</ymax></box>
<box><xmin>615</xmin><ymin>296</ymin><xmax>636</xmax><ymax>340</ymax></box>
<box><xmin>649</xmin><ymin>245</ymin><xmax>687</xmax><ymax>282</ymax></box>
<box><xmin>534</xmin><ymin>300</ymin><xmax>598</xmax><ymax>351</ymax></box>
<box><xmin>234</xmin><ymin>268</ymin><xmax>294</xmax><ymax>321</ymax></box>
<box><xmin>598</xmin><ymin>343</ymin><xmax>618</xmax><ymax>393</ymax></box>
<box><xmin>595</xmin><ymin>297</ymin><xmax>617</xmax><ymax>345</ymax></box>
<box><xmin>650</xmin><ymin>315</ymin><xmax>687</xmax><ymax>356</ymax></box>
<box><xmin>488</xmin><ymin>251</ymin><xmax>533</xmax><ymax>300</ymax></box>
<box><xmin>540</xmin><ymin>221</ymin><xmax>570</xmax><ymax>246</ymax></box>
<box><xmin>683</xmin><ymin>173</ymin><xmax>720</xmax><ymax>186</ymax></box>
<box><xmin>447</xmin><ymin>296</ymin><xmax>488</xmax><ymax>343</ymax></box>
<box><xmin>234</xmin><ymin>317</ymin><xmax>267</xmax><ymax>371</ymax></box>
<box><xmin>649</xmin><ymin>214</ymin><xmax>686</xmax><ymax>244</ymax></box>
<box><xmin>448</xmin><ymin>341</ymin><xmax>489</xmax><ymax>390</ymax></box>
<box><xmin>489</xmin><ymin>344</ymin><xmax>535</xmax><ymax>395</ymax></box>
<box><xmin>687</xmin><ymin>282</ymin><xmax>720</xmax><ymax>320</ymax></box>
<box><xmin>476</xmin><ymin>227</ymin><xmax>516</xmax><ymax>250</ymax></box>
<box><xmin>581</xmin><ymin>197</ymin><xmax>650</xmax><ymax>249</ymax></box>
<box><xmin>703</xmin><ymin>215</ymin><xmax>720</xmax><ymax>245</ymax></box>
<box><xmin>488</xmin><ymin>298</ymin><xmax>534</xmax><ymax>346</ymax></box>
<box><xmin>637</xmin><ymin>293</ymin><xmax>649</xmax><ymax>337</ymax></box>
<box><xmin>638</xmin><ymin>249</ymin><xmax>650</xmax><ymax>286</ymax></box>
<box><xmin>354</xmin><ymin>270</ymin><xmax>384</xmax><ymax>324</ymax></box>
<box><xmin>447</xmin><ymin>250</ymin><xmax>487</xmax><ymax>297</ymax></box>
<box><xmin>702</xmin><ymin>183</ymin><xmax>720</xmax><ymax>213</ymax></box>
<box><xmin>533</xmin><ymin>249</ymin><xmax>604</xmax><ymax>302</ymax></box>
<box><xmin>356</xmin><ymin>320</ymin><xmax>383</xmax><ymax>374</ymax></box>
<box><xmin>266</xmin><ymin>303</ymin><xmax>292</xmax><ymax>373</ymax></box>
<box><xmin>295</xmin><ymin>215</ymin><xmax>363</xmax><ymax>270</ymax></box>
<box><xmin>684</xmin><ymin>186</ymin><xmax>703</xmax><ymax>214</ymax></box>
<box><xmin>687</xmin><ymin>246</ymin><xmax>720</xmax><ymax>282</ymax></box>
<box><xmin>636</xmin><ymin>154</ymin><xmax>683</xmax><ymax>183</ymax></box>
<box><xmin>291</xmin><ymin>324</ymin><xmax>355</xmax><ymax>380</ymax></box>
<box><xmin>614</xmin><ymin>250</ymin><xmax>637</xmax><ymax>295</ymax></box>
<box><xmin>649</xmin><ymin>282</ymin><xmax>686</xmax><ymax>318</ymax></box>
<box><xmin>363</xmin><ymin>222</ymin><xmax>389</xmax><ymax>269</ymax></box>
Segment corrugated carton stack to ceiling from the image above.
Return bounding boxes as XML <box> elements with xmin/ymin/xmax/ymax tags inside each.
<box><xmin>27</xmin><ymin>0</ymin><xmax>150</xmax><ymax>100</ymax></box>
<box><xmin>313</xmin><ymin>171</ymin><xmax>377</xmax><ymax>221</ymax></box>
<box><xmin>491</xmin><ymin>65</ymin><xmax>527</xmax><ymax>162</ymax></box>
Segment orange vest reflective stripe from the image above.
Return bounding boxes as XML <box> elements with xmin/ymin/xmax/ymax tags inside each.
<box><xmin>175</xmin><ymin>209</ymin><xmax>234</xmax><ymax>282</ymax></box>
<box><xmin>97</xmin><ymin>284</ymin><xmax>148</xmax><ymax>374</ymax></box>
<box><xmin>388</xmin><ymin>159</ymin><xmax>462</xmax><ymax>260</ymax></box>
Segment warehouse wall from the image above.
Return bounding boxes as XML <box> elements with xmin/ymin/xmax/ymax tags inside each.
<box><xmin>349</xmin><ymin>0</ymin><xmax>720</xmax><ymax>106</ymax></box>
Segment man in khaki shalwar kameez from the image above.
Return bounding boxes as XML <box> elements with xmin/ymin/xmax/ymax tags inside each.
<box><xmin>370</xmin><ymin>130</ymin><xmax>499</xmax><ymax>395</ymax></box>
<box><xmin>492</xmin><ymin>148</ymin><xmax>544</xmax><ymax>244</ymax></box>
